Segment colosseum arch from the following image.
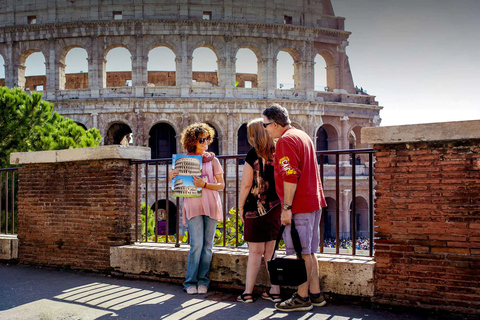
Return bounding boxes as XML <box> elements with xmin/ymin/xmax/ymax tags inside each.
<box><xmin>105</xmin><ymin>122</ymin><xmax>132</xmax><ymax>146</ymax></box>
<box><xmin>149</xmin><ymin>122</ymin><xmax>177</xmax><ymax>159</ymax></box>
<box><xmin>191</xmin><ymin>46</ymin><xmax>219</xmax><ymax>87</ymax></box>
<box><xmin>147</xmin><ymin>45</ymin><xmax>177</xmax><ymax>87</ymax></box>
<box><xmin>275</xmin><ymin>45</ymin><xmax>302</xmax><ymax>90</ymax></box>
<box><xmin>104</xmin><ymin>46</ymin><xmax>133</xmax><ymax>88</ymax></box>
<box><xmin>234</xmin><ymin>48</ymin><xmax>259</xmax><ymax>89</ymax></box>
<box><xmin>0</xmin><ymin>54</ymin><xmax>5</xmax><ymax>86</ymax></box>
<box><xmin>204</xmin><ymin>122</ymin><xmax>221</xmax><ymax>156</ymax></box>
<box><xmin>237</xmin><ymin>123</ymin><xmax>249</xmax><ymax>157</ymax></box>
<box><xmin>60</xmin><ymin>46</ymin><xmax>89</xmax><ymax>90</ymax></box>
<box><xmin>150</xmin><ymin>199</ymin><xmax>178</xmax><ymax>236</ymax></box>
<box><xmin>317</xmin><ymin>124</ymin><xmax>340</xmax><ymax>164</ymax></box>
<box><xmin>323</xmin><ymin>197</ymin><xmax>337</xmax><ymax>241</ymax></box>
<box><xmin>350</xmin><ymin>196</ymin><xmax>369</xmax><ymax>239</ymax></box>
<box><xmin>19</xmin><ymin>49</ymin><xmax>47</xmax><ymax>91</ymax></box>
<box><xmin>315</xmin><ymin>48</ymin><xmax>338</xmax><ymax>92</ymax></box>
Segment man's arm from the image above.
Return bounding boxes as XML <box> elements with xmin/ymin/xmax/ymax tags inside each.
<box><xmin>281</xmin><ymin>181</ymin><xmax>297</xmax><ymax>225</ymax></box>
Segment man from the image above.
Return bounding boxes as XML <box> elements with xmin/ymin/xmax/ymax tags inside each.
<box><xmin>262</xmin><ymin>104</ymin><xmax>327</xmax><ymax>312</ymax></box>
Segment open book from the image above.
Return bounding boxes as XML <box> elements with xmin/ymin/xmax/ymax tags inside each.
<box><xmin>171</xmin><ymin>154</ymin><xmax>207</xmax><ymax>197</ymax></box>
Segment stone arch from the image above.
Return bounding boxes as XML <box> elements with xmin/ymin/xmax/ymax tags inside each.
<box><xmin>237</xmin><ymin>122</ymin><xmax>249</xmax><ymax>156</ymax></box>
<box><xmin>323</xmin><ymin>197</ymin><xmax>337</xmax><ymax>241</ymax></box>
<box><xmin>21</xmin><ymin>50</ymin><xmax>47</xmax><ymax>92</ymax></box>
<box><xmin>349</xmin><ymin>196</ymin><xmax>369</xmax><ymax>239</ymax></box>
<box><xmin>105</xmin><ymin>122</ymin><xmax>133</xmax><ymax>145</ymax></box>
<box><xmin>205</xmin><ymin>122</ymin><xmax>221</xmax><ymax>155</ymax></box>
<box><xmin>274</xmin><ymin>46</ymin><xmax>302</xmax><ymax>90</ymax></box>
<box><xmin>147</xmin><ymin>45</ymin><xmax>177</xmax><ymax>86</ymax></box>
<box><xmin>59</xmin><ymin>46</ymin><xmax>89</xmax><ymax>90</ymax></box>
<box><xmin>150</xmin><ymin>199</ymin><xmax>178</xmax><ymax>236</ymax></box>
<box><xmin>316</xmin><ymin>124</ymin><xmax>339</xmax><ymax>164</ymax></box>
<box><xmin>191</xmin><ymin>45</ymin><xmax>220</xmax><ymax>87</ymax></box>
<box><xmin>316</xmin><ymin>49</ymin><xmax>338</xmax><ymax>92</ymax></box>
<box><xmin>0</xmin><ymin>54</ymin><xmax>5</xmax><ymax>84</ymax></box>
<box><xmin>104</xmin><ymin>45</ymin><xmax>133</xmax><ymax>88</ymax></box>
<box><xmin>149</xmin><ymin>122</ymin><xmax>177</xmax><ymax>159</ymax></box>
<box><xmin>234</xmin><ymin>46</ymin><xmax>260</xmax><ymax>89</ymax></box>
<box><xmin>74</xmin><ymin>121</ymin><xmax>88</xmax><ymax>130</ymax></box>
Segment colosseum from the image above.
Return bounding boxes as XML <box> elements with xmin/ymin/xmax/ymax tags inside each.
<box><xmin>0</xmin><ymin>0</ymin><xmax>381</xmax><ymax>241</ymax></box>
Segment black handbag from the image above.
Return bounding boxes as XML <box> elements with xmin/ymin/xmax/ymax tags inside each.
<box><xmin>267</xmin><ymin>220</ymin><xmax>308</xmax><ymax>286</ymax></box>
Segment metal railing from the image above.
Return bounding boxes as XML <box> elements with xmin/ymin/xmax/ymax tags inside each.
<box><xmin>0</xmin><ymin>167</ymin><xmax>21</xmax><ymax>235</ymax></box>
<box><xmin>131</xmin><ymin>149</ymin><xmax>376</xmax><ymax>256</ymax></box>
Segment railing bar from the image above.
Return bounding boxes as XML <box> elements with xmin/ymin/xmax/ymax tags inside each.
<box><xmin>0</xmin><ymin>171</ymin><xmax>3</xmax><ymax>233</ymax></box>
<box><xmin>335</xmin><ymin>153</ymin><xmax>340</xmax><ymax>255</ymax></box>
<box><xmin>155</xmin><ymin>162</ymin><xmax>159</xmax><ymax>243</ymax></box>
<box><xmin>144</xmin><ymin>163</ymin><xmax>149</xmax><ymax>242</ymax></box>
<box><xmin>164</xmin><ymin>162</ymin><xmax>169</xmax><ymax>243</ymax></box>
<box><xmin>235</xmin><ymin>158</ymin><xmax>239</xmax><ymax>247</ymax></box>
<box><xmin>319</xmin><ymin>155</ymin><xmax>324</xmax><ymax>253</ymax></box>
<box><xmin>11</xmin><ymin>171</ymin><xmax>15</xmax><ymax>234</ymax></box>
<box><xmin>369</xmin><ymin>152</ymin><xmax>374</xmax><ymax>257</ymax></box>
<box><xmin>5</xmin><ymin>172</ymin><xmax>9</xmax><ymax>235</ymax></box>
<box><xmin>222</xmin><ymin>158</ymin><xmax>227</xmax><ymax>247</ymax></box>
<box><xmin>135</xmin><ymin>163</ymin><xmax>139</xmax><ymax>242</ymax></box>
<box><xmin>176</xmin><ymin>196</ymin><xmax>180</xmax><ymax>247</ymax></box>
<box><xmin>352</xmin><ymin>152</ymin><xmax>356</xmax><ymax>256</ymax></box>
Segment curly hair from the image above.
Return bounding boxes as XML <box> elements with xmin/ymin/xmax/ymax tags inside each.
<box><xmin>180</xmin><ymin>122</ymin><xmax>215</xmax><ymax>153</ymax></box>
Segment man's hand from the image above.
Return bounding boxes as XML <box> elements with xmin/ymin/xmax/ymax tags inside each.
<box><xmin>281</xmin><ymin>209</ymin><xmax>292</xmax><ymax>225</ymax></box>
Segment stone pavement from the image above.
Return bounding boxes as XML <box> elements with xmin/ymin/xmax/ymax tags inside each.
<box><xmin>0</xmin><ymin>264</ymin><xmax>440</xmax><ymax>320</ymax></box>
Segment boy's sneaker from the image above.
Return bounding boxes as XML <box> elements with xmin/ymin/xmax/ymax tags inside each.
<box><xmin>310</xmin><ymin>293</ymin><xmax>327</xmax><ymax>307</ymax></box>
<box><xmin>275</xmin><ymin>293</ymin><xmax>313</xmax><ymax>312</ymax></box>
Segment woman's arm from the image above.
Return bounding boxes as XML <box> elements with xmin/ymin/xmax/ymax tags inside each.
<box><xmin>238</xmin><ymin>162</ymin><xmax>254</xmax><ymax>222</ymax></box>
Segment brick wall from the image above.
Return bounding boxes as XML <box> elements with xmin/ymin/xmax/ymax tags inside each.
<box><xmin>372</xmin><ymin>139</ymin><xmax>480</xmax><ymax>315</ymax></box>
<box><xmin>17</xmin><ymin>159</ymin><xmax>137</xmax><ymax>271</ymax></box>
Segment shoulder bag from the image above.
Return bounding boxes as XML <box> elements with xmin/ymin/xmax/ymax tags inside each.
<box><xmin>267</xmin><ymin>220</ymin><xmax>308</xmax><ymax>286</ymax></box>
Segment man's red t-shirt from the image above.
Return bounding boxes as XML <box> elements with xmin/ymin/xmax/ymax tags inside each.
<box><xmin>274</xmin><ymin>127</ymin><xmax>327</xmax><ymax>213</ymax></box>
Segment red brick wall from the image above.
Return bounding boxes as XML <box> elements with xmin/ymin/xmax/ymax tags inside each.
<box><xmin>17</xmin><ymin>160</ymin><xmax>137</xmax><ymax>271</ymax></box>
<box><xmin>373</xmin><ymin>140</ymin><xmax>480</xmax><ymax>315</ymax></box>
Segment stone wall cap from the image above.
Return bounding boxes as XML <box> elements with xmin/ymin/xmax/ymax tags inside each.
<box><xmin>10</xmin><ymin>145</ymin><xmax>151</xmax><ymax>165</ymax></box>
<box><xmin>361</xmin><ymin>120</ymin><xmax>480</xmax><ymax>145</ymax></box>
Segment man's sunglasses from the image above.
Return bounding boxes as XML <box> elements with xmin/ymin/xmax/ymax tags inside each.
<box><xmin>198</xmin><ymin>137</ymin><xmax>211</xmax><ymax>143</ymax></box>
<box><xmin>262</xmin><ymin>122</ymin><xmax>274</xmax><ymax>128</ymax></box>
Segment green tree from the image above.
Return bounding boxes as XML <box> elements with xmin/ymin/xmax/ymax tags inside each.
<box><xmin>0</xmin><ymin>87</ymin><xmax>101</xmax><ymax>168</ymax></box>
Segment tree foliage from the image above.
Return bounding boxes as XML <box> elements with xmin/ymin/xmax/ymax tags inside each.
<box><xmin>0</xmin><ymin>87</ymin><xmax>101</xmax><ymax>167</ymax></box>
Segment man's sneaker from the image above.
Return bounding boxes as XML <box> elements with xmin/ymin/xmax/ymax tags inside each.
<box><xmin>310</xmin><ymin>293</ymin><xmax>327</xmax><ymax>307</ymax></box>
<box><xmin>275</xmin><ymin>293</ymin><xmax>313</xmax><ymax>312</ymax></box>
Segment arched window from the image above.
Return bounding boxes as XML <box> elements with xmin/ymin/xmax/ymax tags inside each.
<box><xmin>276</xmin><ymin>51</ymin><xmax>294</xmax><ymax>89</ymax></box>
<box><xmin>105</xmin><ymin>123</ymin><xmax>132</xmax><ymax>145</ymax></box>
<box><xmin>237</xmin><ymin>123</ymin><xmax>249</xmax><ymax>156</ymax></box>
<box><xmin>150</xmin><ymin>199</ymin><xmax>177</xmax><ymax>236</ymax></box>
<box><xmin>147</xmin><ymin>46</ymin><xmax>176</xmax><ymax>86</ymax></box>
<box><xmin>65</xmin><ymin>48</ymin><xmax>89</xmax><ymax>89</ymax></box>
<box><xmin>0</xmin><ymin>55</ymin><xmax>5</xmax><ymax>86</ymax></box>
<box><xmin>149</xmin><ymin>123</ymin><xmax>177</xmax><ymax>159</ymax></box>
<box><xmin>105</xmin><ymin>47</ymin><xmax>132</xmax><ymax>88</ymax></box>
<box><xmin>314</xmin><ymin>54</ymin><xmax>327</xmax><ymax>91</ymax></box>
<box><xmin>317</xmin><ymin>124</ymin><xmax>339</xmax><ymax>164</ymax></box>
<box><xmin>24</xmin><ymin>52</ymin><xmax>46</xmax><ymax>91</ymax></box>
<box><xmin>323</xmin><ymin>197</ymin><xmax>337</xmax><ymax>242</ymax></box>
<box><xmin>235</xmin><ymin>48</ymin><xmax>258</xmax><ymax>88</ymax></box>
<box><xmin>349</xmin><ymin>197</ymin><xmax>369</xmax><ymax>239</ymax></box>
<box><xmin>75</xmin><ymin>122</ymin><xmax>88</xmax><ymax>130</ymax></box>
<box><xmin>192</xmin><ymin>47</ymin><xmax>218</xmax><ymax>87</ymax></box>
<box><xmin>206</xmin><ymin>123</ymin><xmax>220</xmax><ymax>155</ymax></box>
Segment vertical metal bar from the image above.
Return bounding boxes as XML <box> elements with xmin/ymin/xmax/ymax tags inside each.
<box><xmin>235</xmin><ymin>158</ymin><xmax>239</xmax><ymax>247</ymax></box>
<box><xmin>369</xmin><ymin>152</ymin><xmax>374</xmax><ymax>257</ymax></box>
<box><xmin>11</xmin><ymin>171</ymin><xmax>15</xmax><ymax>234</ymax></box>
<box><xmin>155</xmin><ymin>162</ymin><xmax>159</xmax><ymax>243</ymax></box>
<box><xmin>135</xmin><ymin>163</ymin><xmax>139</xmax><ymax>242</ymax></box>
<box><xmin>144</xmin><ymin>163</ymin><xmax>149</xmax><ymax>242</ymax></box>
<box><xmin>223</xmin><ymin>158</ymin><xmax>227</xmax><ymax>246</ymax></box>
<box><xmin>335</xmin><ymin>154</ymin><xmax>340</xmax><ymax>255</ymax></box>
<box><xmin>5</xmin><ymin>172</ymin><xmax>8</xmax><ymax>235</ymax></box>
<box><xmin>319</xmin><ymin>155</ymin><xmax>324</xmax><ymax>253</ymax></box>
<box><xmin>351</xmin><ymin>152</ymin><xmax>356</xmax><ymax>256</ymax></box>
<box><xmin>166</xmin><ymin>162</ymin><xmax>171</xmax><ymax>244</ymax></box>
<box><xmin>175</xmin><ymin>196</ymin><xmax>180</xmax><ymax>247</ymax></box>
<box><xmin>0</xmin><ymin>171</ymin><xmax>3</xmax><ymax>233</ymax></box>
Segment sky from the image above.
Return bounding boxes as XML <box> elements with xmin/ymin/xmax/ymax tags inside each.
<box><xmin>3</xmin><ymin>0</ymin><xmax>479</xmax><ymax>127</ymax></box>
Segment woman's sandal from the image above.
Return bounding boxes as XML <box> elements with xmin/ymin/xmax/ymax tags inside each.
<box><xmin>236</xmin><ymin>293</ymin><xmax>254</xmax><ymax>303</ymax></box>
<box><xmin>261</xmin><ymin>291</ymin><xmax>281</xmax><ymax>303</ymax></box>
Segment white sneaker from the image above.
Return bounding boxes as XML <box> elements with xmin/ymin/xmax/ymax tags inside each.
<box><xmin>197</xmin><ymin>285</ymin><xmax>208</xmax><ymax>294</ymax></box>
<box><xmin>186</xmin><ymin>286</ymin><xmax>197</xmax><ymax>294</ymax></box>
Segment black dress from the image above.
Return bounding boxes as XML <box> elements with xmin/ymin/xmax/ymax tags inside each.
<box><xmin>243</xmin><ymin>148</ymin><xmax>281</xmax><ymax>242</ymax></box>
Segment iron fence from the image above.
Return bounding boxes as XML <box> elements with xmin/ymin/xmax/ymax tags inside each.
<box><xmin>0</xmin><ymin>167</ymin><xmax>21</xmax><ymax>235</ymax></box>
<box><xmin>131</xmin><ymin>149</ymin><xmax>376</xmax><ymax>257</ymax></box>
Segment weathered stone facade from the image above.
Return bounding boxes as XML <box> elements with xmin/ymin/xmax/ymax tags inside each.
<box><xmin>0</xmin><ymin>0</ymin><xmax>382</xmax><ymax>239</ymax></box>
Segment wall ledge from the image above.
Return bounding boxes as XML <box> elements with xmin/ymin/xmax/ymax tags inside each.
<box><xmin>361</xmin><ymin>120</ymin><xmax>480</xmax><ymax>145</ymax></box>
<box><xmin>10</xmin><ymin>145</ymin><xmax>151</xmax><ymax>165</ymax></box>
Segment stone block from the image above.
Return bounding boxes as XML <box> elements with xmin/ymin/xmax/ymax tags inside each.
<box><xmin>0</xmin><ymin>235</ymin><xmax>18</xmax><ymax>260</ymax></box>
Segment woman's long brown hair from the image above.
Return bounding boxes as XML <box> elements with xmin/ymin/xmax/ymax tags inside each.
<box><xmin>247</xmin><ymin>118</ymin><xmax>275</xmax><ymax>161</ymax></box>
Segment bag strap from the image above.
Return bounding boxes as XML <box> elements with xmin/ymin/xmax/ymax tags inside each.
<box><xmin>271</xmin><ymin>220</ymin><xmax>303</xmax><ymax>260</ymax></box>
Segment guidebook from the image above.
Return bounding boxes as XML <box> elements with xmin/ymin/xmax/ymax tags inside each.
<box><xmin>171</xmin><ymin>154</ymin><xmax>207</xmax><ymax>197</ymax></box>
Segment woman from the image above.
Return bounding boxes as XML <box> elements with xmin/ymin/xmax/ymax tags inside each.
<box><xmin>169</xmin><ymin>122</ymin><xmax>224</xmax><ymax>295</ymax></box>
<box><xmin>237</xmin><ymin>118</ymin><xmax>282</xmax><ymax>303</ymax></box>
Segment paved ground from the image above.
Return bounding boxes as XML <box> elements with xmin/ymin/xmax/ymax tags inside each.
<box><xmin>0</xmin><ymin>264</ymin><xmax>446</xmax><ymax>320</ymax></box>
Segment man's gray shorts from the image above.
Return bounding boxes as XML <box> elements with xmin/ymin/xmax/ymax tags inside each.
<box><xmin>283</xmin><ymin>209</ymin><xmax>322</xmax><ymax>255</ymax></box>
